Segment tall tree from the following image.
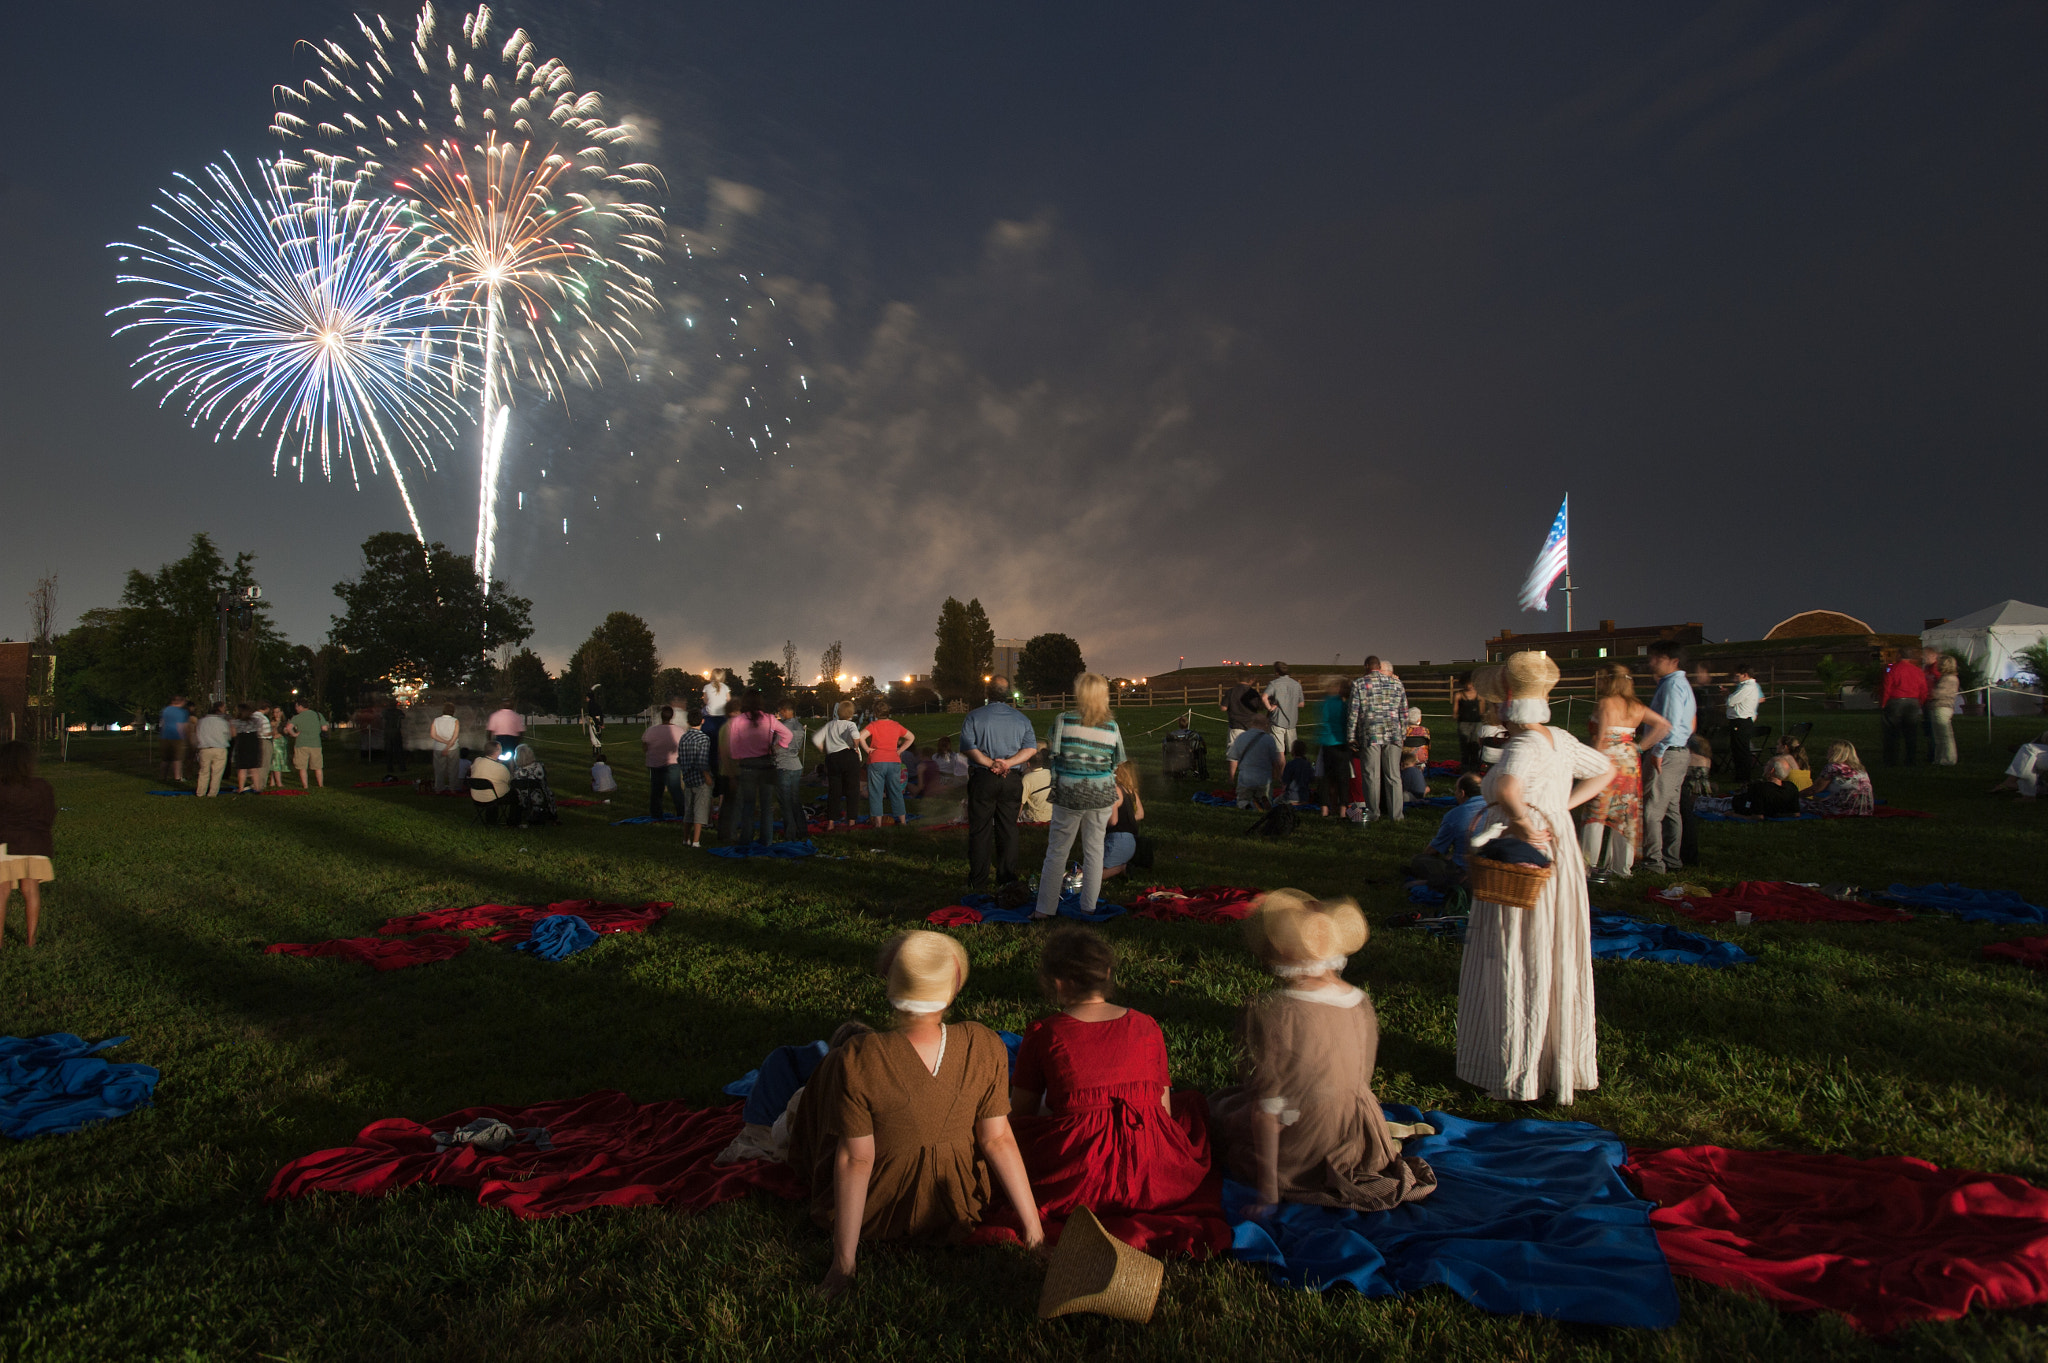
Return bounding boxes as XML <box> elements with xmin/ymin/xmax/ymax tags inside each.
<box><xmin>51</xmin><ymin>608</ymin><xmax>131</xmax><ymax>725</ymax></box>
<box><xmin>566</xmin><ymin>613</ymin><xmax>660</xmax><ymax>713</ymax></box>
<box><xmin>651</xmin><ymin>667</ymin><xmax>697</xmax><ymax>712</ymax></box>
<box><xmin>964</xmin><ymin>598</ymin><xmax>995</xmax><ymax>682</ymax></box>
<box><xmin>88</xmin><ymin>533</ymin><xmax>293</xmax><ymax>709</ymax></box>
<box><xmin>782</xmin><ymin>640</ymin><xmax>800</xmax><ymax>689</ymax></box>
<box><xmin>932</xmin><ymin>598</ymin><xmax>975</xmax><ymax>700</ymax></box>
<box><xmin>747</xmin><ymin>659</ymin><xmax>787</xmax><ymax>706</ymax></box>
<box><xmin>1016</xmin><ymin>633</ymin><xmax>1086</xmax><ymax>699</ymax></box>
<box><xmin>330</xmin><ymin>533</ymin><xmax>533</xmax><ymax>688</ymax></box>
<box><xmin>818</xmin><ymin>640</ymin><xmax>843</xmax><ymax>689</ymax></box>
<box><xmin>504</xmin><ymin>649</ymin><xmax>555</xmax><ymax>712</ymax></box>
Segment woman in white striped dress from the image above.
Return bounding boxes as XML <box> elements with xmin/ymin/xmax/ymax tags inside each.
<box><xmin>1455</xmin><ymin>655</ymin><xmax>1615</xmax><ymax>1105</ymax></box>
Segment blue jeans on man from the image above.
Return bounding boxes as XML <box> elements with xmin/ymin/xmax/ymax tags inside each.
<box><xmin>775</xmin><ymin>768</ymin><xmax>806</xmax><ymax>840</ymax></box>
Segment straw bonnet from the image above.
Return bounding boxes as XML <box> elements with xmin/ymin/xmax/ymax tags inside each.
<box><xmin>1037</xmin><ymin>1207</ymin><xmax>1164</xmax><ymax>1323</ymax></box>
<box><xmin>879</xmin><ymin>930</ymin><xmax>969</xmax><ymax>1014</ymax></box>
<box><xmin>1469</xmin><ymin>664</ymin><xmax>1506</xmax><ymax>703</ymax></box>
<box><xmin>1242</xmin><ymin>889</ymin><xmax>1368</xmax><ymax>967</ymax></box>
<box><xmin>1502</xmin><ymin>651</ymin><xmax>1560</xmax><ymax>704</ymax></box>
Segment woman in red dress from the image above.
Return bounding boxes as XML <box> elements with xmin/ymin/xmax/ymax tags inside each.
<box><xmin>996</xmin><ymin>926</ymin><xmax>1229</xmax><ymax>1256</ymax></box>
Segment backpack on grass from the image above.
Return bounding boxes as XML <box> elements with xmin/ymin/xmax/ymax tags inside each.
<box><xmin>1247</xmin><ymin>803</ymin><xmax>1296</xmax><ymax>839</ymax></box>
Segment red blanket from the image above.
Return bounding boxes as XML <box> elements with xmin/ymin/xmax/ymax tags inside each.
<box><xmin>1128</xmin><ymin>886</ymin><xmax>1263</xmax><ymax>924</ymax></box>
<box><xmin>1984</xmin><ymin>937</ymin><xmax>2048</xmax><ymax>970</ymax></box>
<box><xmin>264</xmin><ymin>934</ymin><xmax>471</xmax><ymax>971</ymax></box>
<box><xmin>377</xmin><ymin>900</ymin><xmax>671</xmax><ymax>941</ymax></box>
<box><xmin>267</xmin><ymin>1091</ymin><xmax>802</xmax><ymax>1219</ymax></box>
<box><xmin>926</xmin><ymin>904</ymin><xmax>985</xmax><ymax>927</ymax></box>
<box><xmin>1647</xmin><ymin>882</ymin><xmax>1912</xmax><ymax>924</ymax></box>
<box><xmin>1627</xmin><ymin>1145</ymin><xmax>2048</xmax><ymax>1333</ymax></box>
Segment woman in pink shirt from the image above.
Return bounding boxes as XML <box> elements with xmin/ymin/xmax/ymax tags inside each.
<box><xmin>641</xmin><ymin>706</ymin><xmax>684</xmax><ymax>820</ymax></box>
<box><xmin>725</xmin><ymin>689</ymin><xmax>792</xmax><ymax>844</ymax></box>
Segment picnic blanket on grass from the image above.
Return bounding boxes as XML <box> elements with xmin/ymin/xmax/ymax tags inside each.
<box><xmin>1127</xmin><ymin>886</ymin><xmax>1262</xmax><ymax>923</ymax></box>
<box><xmin>1226</xmin><ymin>1105</ymin><xmax>1678</xmax><ymax>1328</ymax></box>
<box><xmin>266</xmin><ymin>1091</ymin><xmax>801</xmax><ymax>1218</ymax></box>
<box><xmin>1589</xmin><ymin>914</ymin><xmax>1756</xmax><ymax>968</ymax></box>
<box><xmin>1626</xmin><ymin>1145</ymin><xmax>2048</xmax><ymax>1334</ymax></box>
<box><xmin>708</xmin><ymin>839</ymin><xmax>817</xmax><ymax>859</ymax></box>
<box><xmin>377</xmin><ymin>900</ymin><xmax>670</xmax><ymax>942</ymax></box>
<box><xmin>928</xmin><ymin>889</ymin><xmax>1126</xmax><ymax>926</ymax></box>
<box><xmin>265</xmin><ymin>934</ymin><xmax>472</xmax><ymax>971</ymax></box>
<box><xmin>1647</xmin><ymin>882</ymin><xmax>1911</xmax><ymax>924</ymax></box>
<box><xmin>515</xmin><ymin>914</ymin><xmax>598</xmax><ymax>961</ymax></box>
<box><xmin>1872</xmin><ymin>883</ymin><xmax>2047</xmax><ymax>925</ymax></box>
<box><xmin>1983</xmin><ymin>937</ymin><xmax>2048</xmax><ymax>970</ymax></box>
<box><xmin>0</xmin><ymin>1035</ymin><xmax>159</xmax><ymax>1139</ymax></box>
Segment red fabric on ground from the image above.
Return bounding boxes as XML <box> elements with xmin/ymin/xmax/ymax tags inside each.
<box><xmin>1646</xmin><ymin>882</ymin><xmax>1912</xmax><ymax>924</ymax></box>
<box><xmin>352</xmin><ymin>780</ymin><xmax>415</xmax><ymax>789</ymax></box>
<box><xmin>1984</xmin><ymin>937</ymin><xmax>2048</xmax><ymax>970</ymax></box>
<box><xmin>377</xmin><ymin>900</ymin><xmax>671</xmax><ymax>939</ymax></box>
<box><xmin>265</xmin><ymin>934</ymin><xmax>471</xmax><ymax>970</ymax></box>
<box><xmin>554</xmin><ymin>796</ymin><xmax>603</xmax><ymax>807</ymax></box>
<box><xmin>1128</xmin><ymin>886</ymin><xmax>1264</xmax><ymax>924</ymax></box>
<box><xmin>980</xmin><ymin>1012</ymin><xmax>1230</xmax><ymax>1258</ymax></box>
<box><xmin>926</xmin><ymin>905</ymin><xmax>985</xmax><ymax>926</ymax></box>
<box><xmin>1626</xmin><ymin>1145</ymin><xmax>2048</xmax><ymax>1334</ymax></box>
<box><xmin>267</xmin><ymin>1091</ymin><xmax>802</xmax><ymax>1218</ymax></box>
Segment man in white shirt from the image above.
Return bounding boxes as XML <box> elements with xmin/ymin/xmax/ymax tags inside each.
<box><xmin>1263</xmin><ymin>661</ymin><xmax>1304</xmax><ymax>758</ymax></box>
<box><xmin>430</xmin><ymin>703</ymin><xmax>463</xmax><ymax>792</ymax></box>
<box><xmin>1725</xmin><ymin>663</ymin><xmax>1764</xmax><ymax>783</ymax></box>
<box><xmin>194</xmin><ymin>703</ymin><xmax>232</xmax><ymax>798</ymax></box>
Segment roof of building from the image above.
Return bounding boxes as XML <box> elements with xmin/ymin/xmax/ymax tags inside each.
<box><xmin>1927</xmin><ymin>600</ymin><xmax>2048</xmax><ymax>631</ymax></box>
<box><xmin>1763</xmin><ymin>609</ymin><xmax>1875</xmax><ymax>640</ymax></box>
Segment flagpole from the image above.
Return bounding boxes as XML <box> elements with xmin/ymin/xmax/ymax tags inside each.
<box><xmin>1563</xmin><ymin>568</ymin><xmax>1573</xmax><ymax>634</ymax></box>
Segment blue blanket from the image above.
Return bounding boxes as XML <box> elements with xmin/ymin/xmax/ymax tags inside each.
<box><xmin>611</xmin><ymin>814</ymin><xmax>693</xmax><ymax>825</ymax></box>
<box><xmin>146</xmin><ymin>789</ymin><xmax>194</xmax><ymax>797</ymax></box>
<box><xmin>948</xmin><ymin>889</ymin><xmax>1126</xmax><ymax>924</ymax></box>
<box><xmin>1589</xmin><ymin>914</ymin><xmax>1755</xmax><ymax>968</ymax></box>
<box><xmin>515</xmin><ymin>913</ymin><xmax>598</xmax><ymax>961</ymax></box>
<box><xmin>725</xmin><ymin>1031</ymin><xmax>1024</xmax><ymax>1119</ymax></box>
<box><xmin>1405</xmin><ymin>795</ymin><xmax>1458</xmax><ymax>809</ymax></box>
<box><xmin>709</xmin><ymin>839</ymin><xmax>818</xmax><ymax>860</ymax></box>
<box><xmin>1226</xmin><ymin>1105</ymin><xmax>1678</xmax><ymax>1328</ymax></box>
<box><xmin>0</xmin><ymin>1035</ymin><xmax>160</xmax><ymax>1139</ymax></box>
<box><xmin>1874</xmin><ymin>882</ymin><xmax>2048</xmax><ymax>925</ymax></box>
<box><xmin>1695</xmin><ymin>809</ymin><xmax>1817</xmax><ymax>822</ymax></box>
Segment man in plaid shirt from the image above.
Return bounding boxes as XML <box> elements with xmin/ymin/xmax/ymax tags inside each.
<box><xmin>670</xmin><ymin>708</ymin><xmax>714</xmax><ymax>846</ymax></box>
<box><xmin>1346</xmin><ymin>656</ymin><xmax>1408</xmax><ymax>823</ymax></box>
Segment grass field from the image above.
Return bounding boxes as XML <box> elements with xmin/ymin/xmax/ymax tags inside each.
<box><xmin>3</xmin><ymin>704</ymin><xmax>2046</xmax><ymax>1360</ymax></box>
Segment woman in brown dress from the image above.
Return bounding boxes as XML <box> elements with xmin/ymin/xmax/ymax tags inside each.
<box><xmin>789</xmin><ymin>930</ymin><xmax>1044</xmax><ymax>1297</ymax></box>
<box><xmin>1211</xmin><ymin>891</ymin><xmax>1436</xmax><ymax>1214</ymax></box>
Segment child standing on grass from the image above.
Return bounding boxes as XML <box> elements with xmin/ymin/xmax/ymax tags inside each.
<box><xmin>670</xmin><ymin>709</ymin><xmax>714</xmax><ymax>848</ymax></box>
<box><xmin>0</xmin><ymin>741</ymin><xmax>55</xmax><ymax>949</ymax></box>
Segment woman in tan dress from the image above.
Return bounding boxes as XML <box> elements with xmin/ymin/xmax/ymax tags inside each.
<box><xmin>789</xmin><ymin>930</ymin><xmax>1044</xmax><ymax>1297</ymax></box>
<box><xmin>1211</xmin><ymin>891</ymin><xmax>1436</xmax><ymax>1213</ymax></box>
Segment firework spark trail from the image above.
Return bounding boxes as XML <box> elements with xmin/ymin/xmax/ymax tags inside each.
<box><xmin>109</xmin><ymin>155</ymin><xmax>473</xmax><ymax>542</ymax></box>
<box><xmin>272</xmin><ymin>2</ymin><xmax>666</xmax><ymax>587</ymax></box>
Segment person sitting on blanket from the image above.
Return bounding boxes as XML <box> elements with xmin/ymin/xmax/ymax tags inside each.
<box><xmin>788</xmin><ymin>931</ymin><xmax>1045</xmax><ymax>1299</ymax></box>
<box><xmin>1990</xmin><ymin>728</ymin><xmax>2048</xmax><ymax>799</ymax></box>
<box><xmin>1101</xmin><ymin>761</ymin><xmax>1145</xmax><ymax>881</ymax></box>
<box><xmin>984</xmin><ymin>926</ymin><xmax>1224</xmax><ymax>1250</ymax></box>
<box><xmin>714</xmin><ymin>1021</ymin><xmax>876</xmax><ymax>1166</ymax></box>
<box><xmin>1775</xmin><ymin>734</ymin><xmax>1812</xmax><ymax>790</ymax></box>
<box><xmin>1804</xmin><ymin>739</ymin><xmax>1875</xmax><ymax>817</ymax></box>
<box><xmin>1017</xmin><ymin>749</ymin><xmax>1053</xmax><ymax>824</ymax></box>
<box><xmin>1399</xmin><ymin>708</ymin><xmax>1431</xmax><ymax>800</ymax></box>
<box><xmin>1211</xmin><ymin>891</ymin><xmax>1437</xmax><ymax>1216</ymax></box>
<box><xmin>1731</xmin><ymin>756</ymin><xmax>1802</xmax><ymax>820</ymax></box>
<box><xmin>1408</xmin><ymin>773</ymin><xmax>1484</xmax><ymax>892</ymax></box>
<box><xmin>1278</xmin><ymin>741</ymin><xmax>1316</xmax><ymax>806</ymax></box>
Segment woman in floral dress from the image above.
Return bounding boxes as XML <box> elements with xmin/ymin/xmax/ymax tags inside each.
<box><xmin>1576</xmin><ymin>664</ymin><xmax>1668</xmax><ymax>877</ymax></box>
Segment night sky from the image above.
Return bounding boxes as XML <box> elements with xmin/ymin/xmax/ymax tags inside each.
<box><xmin>5</xmin><ymin>2</ymin><xmax>2044</xmax><ymax>680</ymax></box>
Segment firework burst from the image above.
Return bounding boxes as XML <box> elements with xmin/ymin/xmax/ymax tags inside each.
<box><xmin>271</xmin><ymin>1</ymin><xmax>666</xmax><ymax>585</ymax></box>
<box><xmin>109</xmin><ymin>155</ymin><xmax>474</xmax><ymax>542</ymax></box>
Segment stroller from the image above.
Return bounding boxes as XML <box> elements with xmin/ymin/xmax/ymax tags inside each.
<box><xmin>1161</xmin><ymin>712</ymin><xmax>1210</xmax><ymax>781</ymax></box>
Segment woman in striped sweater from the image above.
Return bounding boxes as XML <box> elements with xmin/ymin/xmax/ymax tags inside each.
<box><xmin>1032</xmin><ymin>673</ymin><xmax>1128</xmax><ymax>920</ymax></box>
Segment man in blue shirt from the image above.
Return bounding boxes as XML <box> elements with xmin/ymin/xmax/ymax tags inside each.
<box><xmin>158</xmin><ymin>693</ymin><xmax>191</xmax><ymax>783</ymax></box>
<box><xmin>961</xmin><ymin>675</ymin><xmax>1039</xmax><ymax>891</ymax></box>
<box><xmin>1410</xmin><ymin>774</ymin><xmax>1485</xmax><ymax>890</ymax></box>
<box><xmin>1640</xmin><ymin>641</ymin><xmax>1697</xmax><ymax>874</ymax></box>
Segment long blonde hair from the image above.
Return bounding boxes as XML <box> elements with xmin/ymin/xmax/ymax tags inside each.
<box><xmin>1114</xmin><ymin>761</ymin><xmax>1140</xmax><ymax>798</ymax></box>
<box><xmin>1073</xmin><ymin>672</ymin><xmax>1111</xmax><ymax>727</ymax></box>
<box><xmin>1824</xmin><ymin>738</ymin><xmax>1864</xmax><ymax>773</ymax></box>
<box><xmin>1594</xmin><ymin>663</ymin><xmax>1635</xmax><ymax>701</ymax></box>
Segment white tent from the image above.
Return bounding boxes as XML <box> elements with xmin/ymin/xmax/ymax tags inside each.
<box><xmin>1922</xmin><ymin>600</ymin><xmax>2048</xmax><ymax>715</ymax></box>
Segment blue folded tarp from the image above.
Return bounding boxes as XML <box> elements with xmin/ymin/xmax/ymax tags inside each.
<box><xmin>1695</xmin><ymin>809</ymin><xmax>1817</xmax><ymax>823</ymax></box>
<box><xmin>0</xmin><ymin>1034</ymin><xmax>160</xmax><ymax>1139</ymax></box>
<box><xmin>709</xmin><ymin>839</ymin><xmax>818</xmax><ymax>860</ymax></box>
<box><xmin>1226</xmin><ymin>1105</ymin><xmax>1678</xmax><ymax>1328</ymax></box>
<box><xmin>147</xmin><ymin>789</ymin><xmax>194</xmax><ymax>797</ymax></box>
<box><xmin>948</xmin><ymin>889</ymin><xmax>1125</xmax><ymax>924</ymax></box>
<box><xmin>1589</xmin><ymin>913</ymin><xmax>1755</xmax><ymax>968</ymax></box>
<box><xmin>1874</xmin><ymin>882</ymin><xmax>2047</xmax><ymax>925</ymax></box>
<box><xmin>515</xmin><ymin>913</ymin><xmax>598</xmax><ymax>961</ymax></box>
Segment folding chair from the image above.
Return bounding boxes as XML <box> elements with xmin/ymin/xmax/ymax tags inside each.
<box><xmin>466</xmin><ymin>777</ymin><xmax>506</xmax><ymax>826</ymax></box>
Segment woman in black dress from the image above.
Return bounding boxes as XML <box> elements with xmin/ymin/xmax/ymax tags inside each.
<box><xmin>231</xmin><ymin>705</ymin><xmax>267</xmax><ymax>793</ymax></box>
<box><xmin>1101</xmin><ymin>761</ymin><xmax>1145</xmax><ymax>881</ymax></box>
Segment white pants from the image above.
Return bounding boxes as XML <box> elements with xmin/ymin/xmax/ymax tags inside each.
<box><xmin>195</xmin><ymin>747</ymin><xmax>228</xmax><ymax>797</ymax></box>
<box><xmin>1361</xmin><ymin>741</ymin><xmax>1403</xmax><ymax>821</ymax></box>
<box><xmin>2008</xmin><ymin>744</ymin><xmax>2048</xmax><ymax>797</ymax></box>
<box><xmin>1035</xmin><ymin>804</ymin><xmax>1113</xmax><ymax>918</ymax></box>
<box><xmin>433</xmin><ymin>749</ymin><xmax>461</xmax><ymax>792</ymax></box>
<box><xmin>1271</xmin><ymin>724</ymin><xmax>1297</xmax><ymax>760</ymax></box>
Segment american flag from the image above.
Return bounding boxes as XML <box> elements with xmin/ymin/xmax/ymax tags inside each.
<box><xmin>1518</xmin><ymin>495</ymin><xmax>1569</xmax><ymax>611</ymax></box>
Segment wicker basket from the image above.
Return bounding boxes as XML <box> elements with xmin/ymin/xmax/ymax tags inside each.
<box><xmin>1468</xmin><ymin>855</ymin><xmax>1553</xmax><ymax>910</ymax></box>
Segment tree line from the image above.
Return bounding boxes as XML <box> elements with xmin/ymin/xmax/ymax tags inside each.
<box><xmin>46</xmin><ymin>537</ymin><xmax>1090</xmax><ymax>725</ymax></box>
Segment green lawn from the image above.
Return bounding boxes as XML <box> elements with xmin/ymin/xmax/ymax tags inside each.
<box><xmin>3</xmin><ymin>706</ymin><xmax>2046</xmax><ymax>1360</ymax></box>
